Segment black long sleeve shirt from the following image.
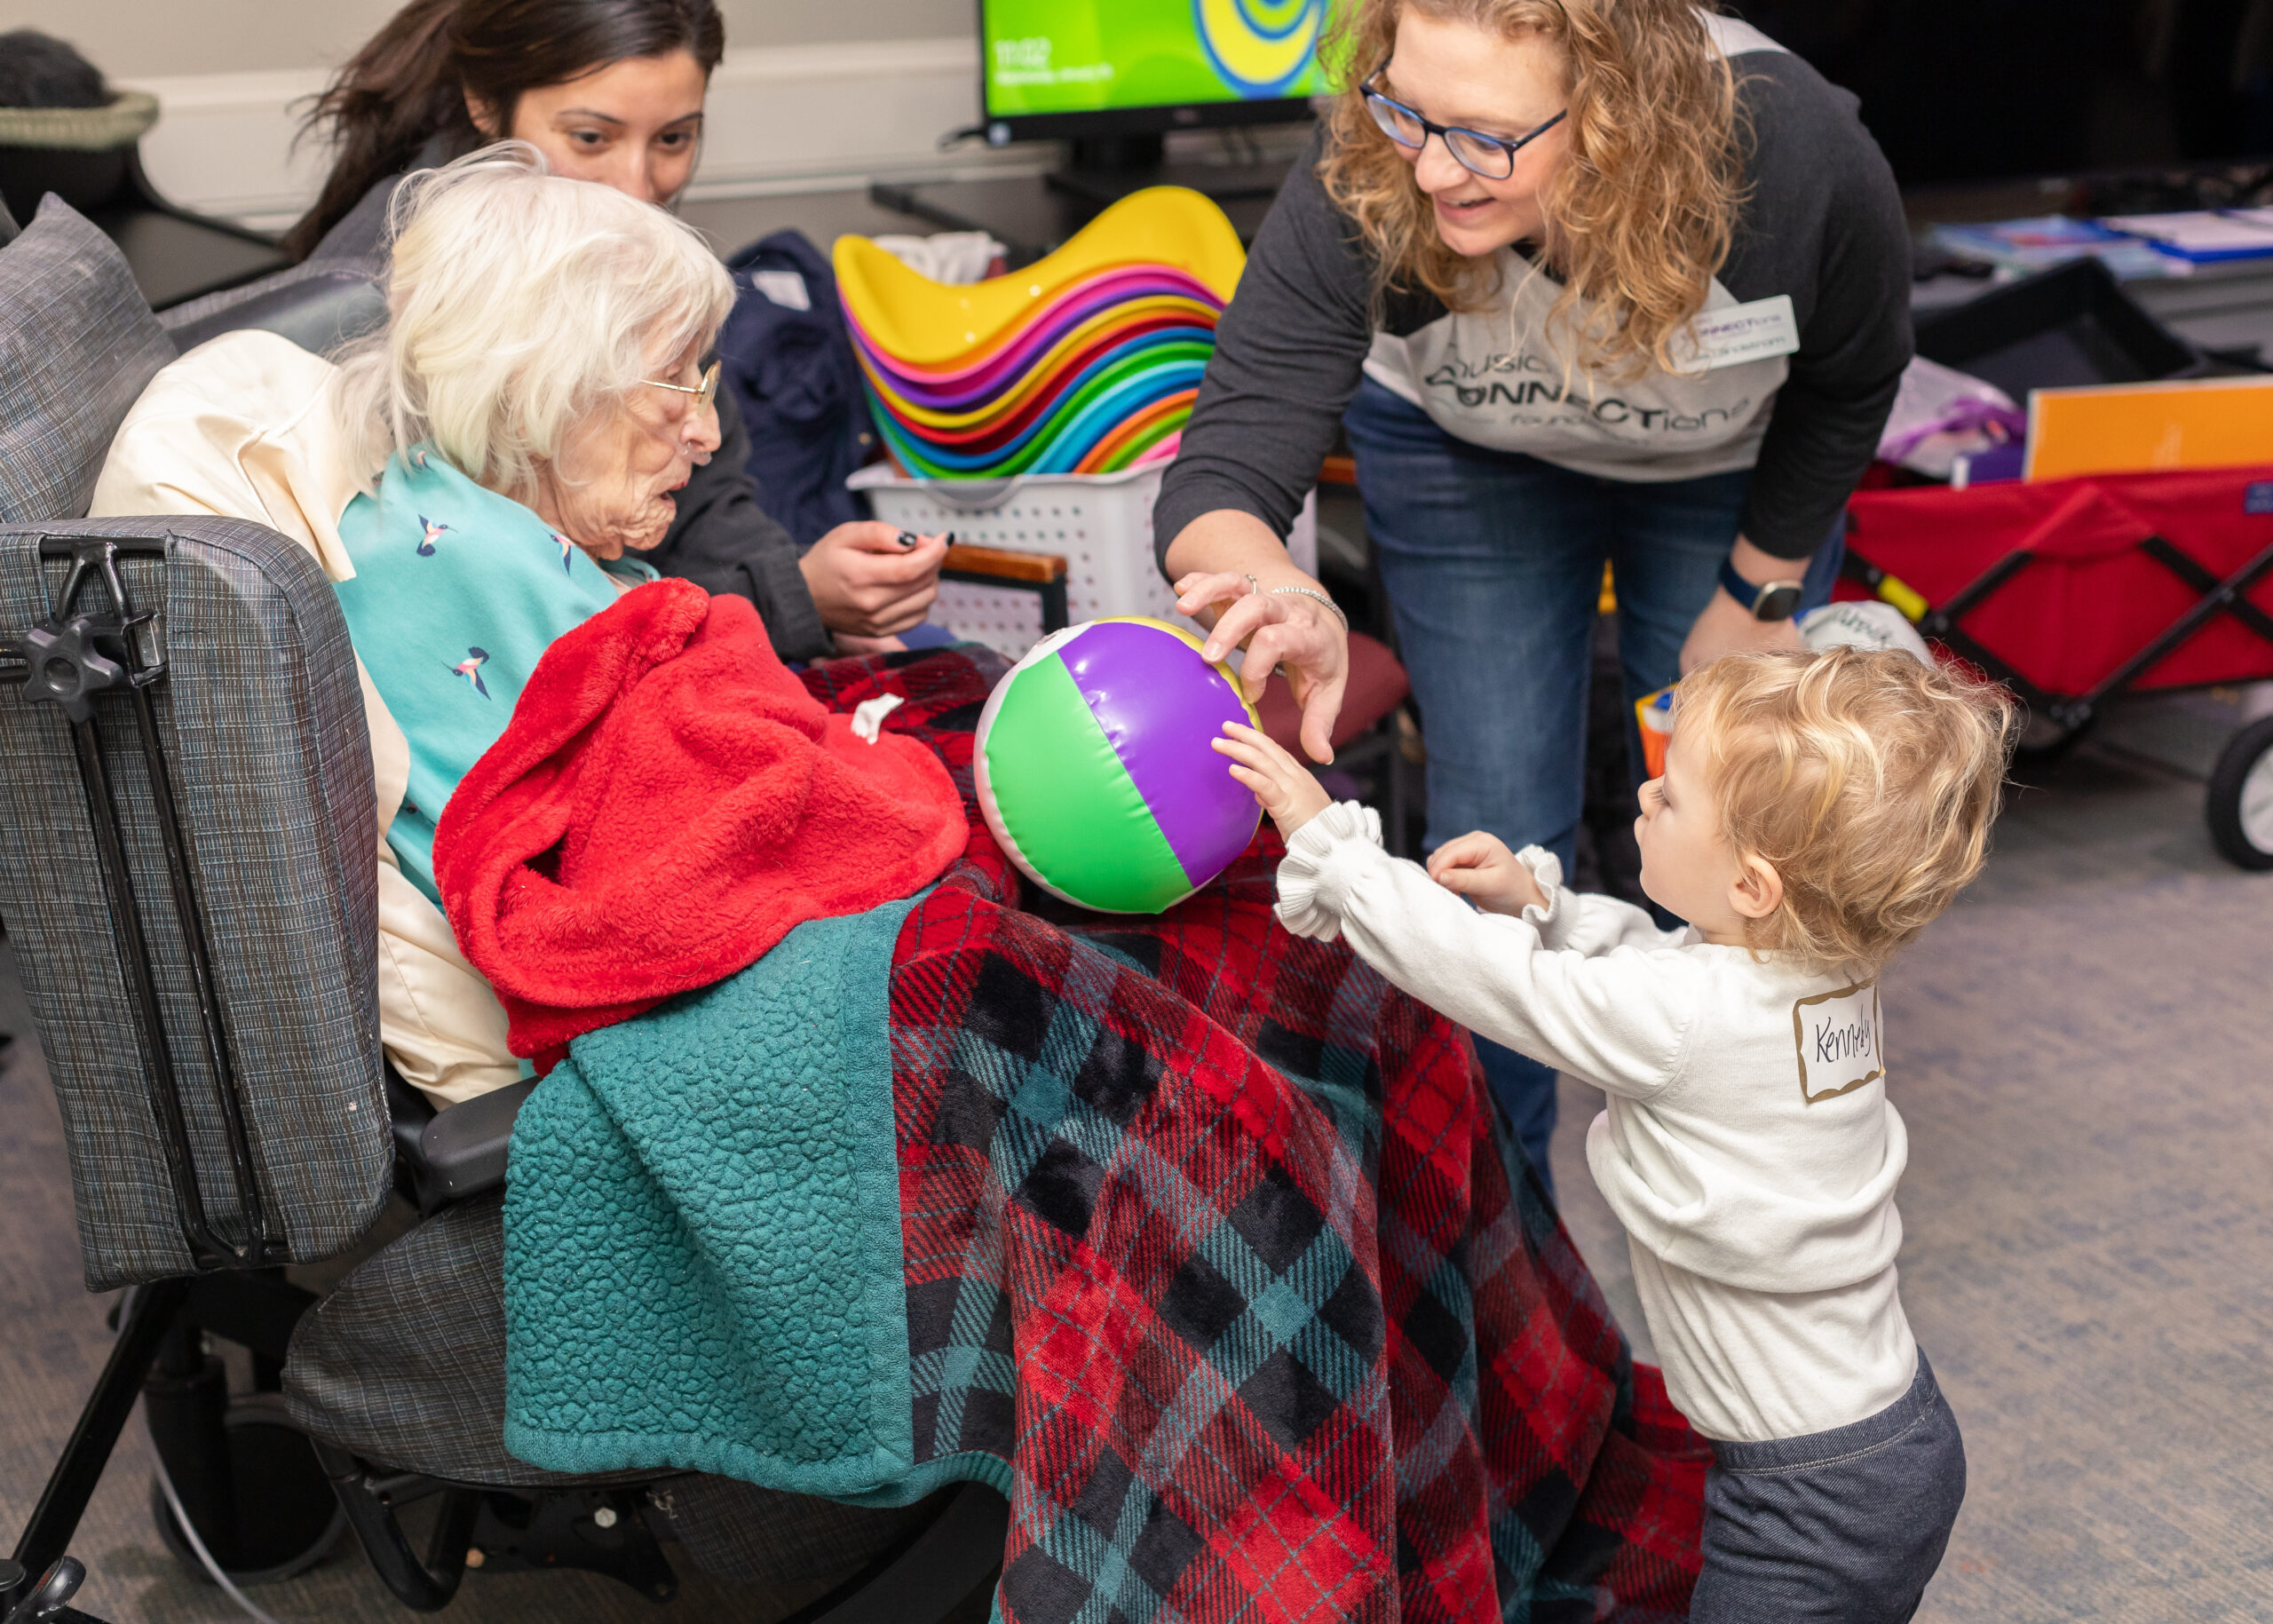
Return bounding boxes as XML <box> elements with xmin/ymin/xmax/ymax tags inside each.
<box><xmin>1155</xmin><ymin>45</ymin><xmax>1913</xmax><ymax>566</ymax></box>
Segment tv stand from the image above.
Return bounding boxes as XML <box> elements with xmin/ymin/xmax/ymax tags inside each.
<box><xmin>871</xmin><ymin>133</ymin><xmax>1297</xmax><ymax>265</ymax></box>
<box><xmin>1043</xmin><ymin>134</ymin><xmax>1291</xmax><ymax>209</ymax></box>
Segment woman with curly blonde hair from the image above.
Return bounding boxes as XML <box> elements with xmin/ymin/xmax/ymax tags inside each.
<box><xmin>1155</xmin><ymin>0</ymin><xmax>1910</xmax><ymax>1177</ymax></box>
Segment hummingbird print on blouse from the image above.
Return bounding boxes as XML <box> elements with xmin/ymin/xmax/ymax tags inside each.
<box><xmin>452</xmin><ymin>646</ymin><xmax>491</xmax><ymax>698</ymax></box>
<box><xmin>552</xmin><ymin>533</ymin><xmax>575</xmax><ymax>574</ymax></box>
<box><xmin>416</xmin><ymin>516</ymin><xmax>450</xmax><ymax>557</ymax></box>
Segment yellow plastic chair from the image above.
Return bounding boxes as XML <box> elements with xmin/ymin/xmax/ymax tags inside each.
<box><xmin>836</xmin><ymin>187</ymin><xmax>1246</xmax><ymax>368</ymax></box>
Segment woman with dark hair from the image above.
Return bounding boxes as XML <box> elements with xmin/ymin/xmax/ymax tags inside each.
<box><xmin>284</xmin><ymin>0</ymin><xmax>945</xmax><ymax>662</ymax></box>
<box><xmin>284</xmin><ymin>0</ymin><xmax>722</xmax><ymax>257</ymax></box>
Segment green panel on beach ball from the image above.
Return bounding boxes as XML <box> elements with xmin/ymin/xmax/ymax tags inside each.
<box><xmin>981</xmin><ymin>649</ymin><xmax>1193</xmax><ymax>913</ymax></box>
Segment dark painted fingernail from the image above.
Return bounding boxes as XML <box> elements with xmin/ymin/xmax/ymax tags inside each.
<box><xmin>944</xmin><ymin>531</ymin><xmax>958</xmax><ymax>545</ymax></box>
<box><xmin>897</xmin><ymin>530</ymin><xmax>919</xmax><ymax>548</ymax></box>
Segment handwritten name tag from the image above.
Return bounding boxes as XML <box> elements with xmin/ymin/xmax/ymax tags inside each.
<box><xmin>1792</xmin><ymin>981</ymin><xmax>1883</xmax><ymax>1104</ymax></box>
<box><xmin>1689</xmin><ymin>295</ymin><xmax>1801</xmax><ymax>372</ymax></box>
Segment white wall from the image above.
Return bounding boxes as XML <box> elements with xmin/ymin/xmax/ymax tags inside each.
<box><xmin>8</xmin><ymin>0</ymin><xmax>1024</xmax><ymax>225</ymax></box>
<box><xmin>6</xmin><ymin>0</ymin><xmax>974</xmax><ymax>77</ymax></box>
<box><xmin>7</xmin><ymin>1</ymin><xmax>404</xmax><ymax>80</ymax></box>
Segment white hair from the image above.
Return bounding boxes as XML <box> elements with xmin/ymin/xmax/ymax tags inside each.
<box><xmin>333</xmin><ymin>142</ymin><xmax>734</xmax><ymax>499</ymax></box>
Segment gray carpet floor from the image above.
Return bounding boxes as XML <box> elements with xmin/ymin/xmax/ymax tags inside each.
<box><xmin>4</xmin><ymin>693</ymin><xmax>2269</xmax><ymax>1621</ymax></box>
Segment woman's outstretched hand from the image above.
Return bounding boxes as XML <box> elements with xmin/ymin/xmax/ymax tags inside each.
<box><xmin>1175</xmin><ymin>570</ymin><xmax>1350</xmax><ymax>764</ymax></box>
<box><xmin>801</xmin><ymin>521</ymin><xmax>947</xmax><ymax>638</ymax></box>
<box><xmin>1213</xmin><ymin>722</ymin><xmax>1332</xmax><ymax>842</ymax></box>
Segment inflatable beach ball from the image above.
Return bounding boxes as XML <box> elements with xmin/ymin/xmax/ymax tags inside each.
<box><xmin>977</xmin><ymin>618</ymin><xmax>1263</xmax><ymax>914</ymax></box>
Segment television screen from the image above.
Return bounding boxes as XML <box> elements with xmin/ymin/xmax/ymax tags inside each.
<box><xmin>981</xmin><ymin>0</ymin><xmax>1340</xmax><ymax>123</ymax></box>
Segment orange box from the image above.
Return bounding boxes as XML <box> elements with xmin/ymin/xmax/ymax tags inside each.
<box><xmin>2024</xmin><ymin>376</ymin><xmax>2273</xmax><ymax>482</ymax></box>
<box><xmin>1634</xmin><ymin>684</ymin><xmax>1676</xmax><ymax>780</ymax></box>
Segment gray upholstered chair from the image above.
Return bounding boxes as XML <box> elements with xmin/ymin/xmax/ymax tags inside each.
<box><xmin>0</xmin><ymin>197</ymin><xmax>1002</xmax><ymax>1622</ymax></box>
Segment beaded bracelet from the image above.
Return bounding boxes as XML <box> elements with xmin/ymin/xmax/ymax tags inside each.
<box><xmin>1270</xmin><ymin>585</ymin><xmax>1350</xmax><ymax>631</ymax></box>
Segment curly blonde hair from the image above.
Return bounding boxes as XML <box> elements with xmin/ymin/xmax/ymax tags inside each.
<box><xmin>1672</xmin><ymin>649</ymin><xmax>2019</xmax><ymax>977</ymax></box>
<box><xmin>1318</xmin><ymin>0</ymin><xmax>1745</xmax><ymax>381</ymax></box>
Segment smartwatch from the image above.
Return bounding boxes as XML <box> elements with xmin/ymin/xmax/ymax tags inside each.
<box><xmin>1717</xmin><ymin>557</ymin><xmax>1806</xmax><ymax>622</ymax></box>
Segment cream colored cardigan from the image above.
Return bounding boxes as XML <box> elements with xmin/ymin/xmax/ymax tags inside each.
<box><xmin>90</xmin><ymin>332</ymin><xmax>519</xmax><ymax>1106</ymax></box>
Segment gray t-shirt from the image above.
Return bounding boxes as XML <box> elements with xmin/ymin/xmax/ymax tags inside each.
<box><xmin>1155</xmin><ymin>33</ymin><xmax>1913</xmax><ymax>565</ymax></box>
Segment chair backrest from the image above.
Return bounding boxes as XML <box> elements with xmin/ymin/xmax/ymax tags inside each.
<box><xmin>0</xmin><ymin>197</ymin><xmax>173</xmax><ymax>526</ymax></box>
<box><xmin>0</xmin><ymin>199</ymin><xmax>392</xmax><ymax>1291</ymax></box>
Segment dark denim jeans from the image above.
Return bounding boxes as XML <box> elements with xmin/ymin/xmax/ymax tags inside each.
<box><xmin>1342</xmin><ymin>378</ymin><xmax>1840</xmax><ymax>1190</ymax></box>
<box><xmin>1694</xmin><ymin>1353</ymin><xmax>1968</xmax><ymax>1623</ymax></box>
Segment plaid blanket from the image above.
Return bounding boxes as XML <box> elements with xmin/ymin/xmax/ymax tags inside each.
<box><xmin>800</xmin><ymin>647</ymin><xmax>1709</xmax><ymax>1623</ymax></box>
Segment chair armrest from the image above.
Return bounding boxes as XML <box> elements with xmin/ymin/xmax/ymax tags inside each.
<box><xmin>385</xmin><ymin>1061</ymin><xmax>535</xmax><ymax>1211</ymax></box>
<box><xmin>940</xmin><ymin>543</ymin><xmax>1064</xmax><ymax>585</ymax></box>
<box><xmin>411</xmin><ymin>1080</ymin><xmax>537</xmax><ymax>1208</ymax></box>
<box><xmin>939</xmin><ymin>543</ymin><xmax>1070</xmax><ymax>635</ymax></box>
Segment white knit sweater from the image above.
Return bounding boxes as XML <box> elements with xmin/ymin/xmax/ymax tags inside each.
<box><xmin>1276</xmin><ymin>803</ymin><xmax>1919</xmax><ymax>1443</ymax></box>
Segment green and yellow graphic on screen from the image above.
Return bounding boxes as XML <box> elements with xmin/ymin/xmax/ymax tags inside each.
<box><xmin>984</xmin><ymin>0</ymin><xmax>1339</xmax><ymax>116</ymax></box>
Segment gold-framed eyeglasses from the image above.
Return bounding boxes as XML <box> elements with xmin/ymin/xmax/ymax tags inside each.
<box><xmin>644</xmin><ymin>359</ymin><xmax>720</xmax><ymax>415</ymax></box>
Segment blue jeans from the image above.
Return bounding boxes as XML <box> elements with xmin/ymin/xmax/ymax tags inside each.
<box><xmin>1343</xmin><ymin>380</ymin><xmax>1838</xmax><ymax>1192</ymax></box>
<box><xmin>1694</xmin><ymin>1354</ymin><xmax>1966</xmax><ymax>1623</ymax></box>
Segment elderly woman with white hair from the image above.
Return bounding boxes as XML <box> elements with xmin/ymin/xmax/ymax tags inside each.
<box><xmin>324</xmin><ymin>148</ymin><xmax>739</xmax><ymax>906</ymax></box>
<box><xmin>92</xmin><ymin>146</ymin><xmax>752</xmax><ymax>1105</ymax></box>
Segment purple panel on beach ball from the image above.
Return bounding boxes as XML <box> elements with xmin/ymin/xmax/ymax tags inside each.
<box><xmin>1059</xmin><ymin>619</ymin><xmax>1260</xmax><ymax>887</ymax></box>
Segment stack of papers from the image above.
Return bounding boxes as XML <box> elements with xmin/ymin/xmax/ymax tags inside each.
<box><xmin>2100</xmin><ymin>210</ymin><xmax>2273</xmax><ymax>263</ymax></box>
<box><xmin>1930</xmin><ymin>216</ymin><xmax>2185</xmax><ymax>279</ymax></box>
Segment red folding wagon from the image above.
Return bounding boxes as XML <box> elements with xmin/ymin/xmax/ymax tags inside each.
<box><xmin>1838</xmin><ymin>463</ymin><xmax>2273</xmax><ymax>869</ymax></box>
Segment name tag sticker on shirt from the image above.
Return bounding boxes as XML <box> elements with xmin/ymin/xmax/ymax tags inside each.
<box><xmin>1792</xmin><ymin>980</ymin><xmax>1883</xmax><ymax>1104</ymax></box>
<box><xmin>1689</xmin><ymin>295</ymin><xmax>1801</xmax><ymax>372</ymax></box>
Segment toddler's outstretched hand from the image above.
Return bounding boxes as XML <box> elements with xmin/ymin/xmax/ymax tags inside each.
<box><xmin>1215</xmin><ymin>722</ymin><xmax>1332</xmax><ymax>841</ymax></box>
<box><xmin>1428</xmin><ymin>831</ymin><xmax>1548</xmax><ymax>916</ymax></box>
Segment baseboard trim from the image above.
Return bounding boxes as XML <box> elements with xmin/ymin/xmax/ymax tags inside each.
<box><xmin>122</xmin><ymin>36</ymin><xmax>1038</xmax><ymax>226</ymax></box>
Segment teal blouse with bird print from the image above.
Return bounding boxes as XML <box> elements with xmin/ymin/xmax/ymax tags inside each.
<box><xmin>333</xmin><ymin>444</ymin><xmax>656</xmax><ymax>907</ymax></box>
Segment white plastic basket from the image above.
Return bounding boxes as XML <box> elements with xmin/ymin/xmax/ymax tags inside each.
<box><xmin>849</xmin><ymin>463</ymin><xmax>1318</xmax><ymax>661</ymax></box>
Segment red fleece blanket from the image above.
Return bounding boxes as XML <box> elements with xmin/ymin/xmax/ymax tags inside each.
<box><xmin>432</xmin><ymin>580</ymin><xmax>965</xmax><ymax>1056</ymax></box>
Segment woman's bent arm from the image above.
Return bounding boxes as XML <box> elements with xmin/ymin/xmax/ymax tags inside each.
<box><xmin>1165</xmin><ymin>510</ymin><xmax>1350</xmax><ymax>763</ymax></box>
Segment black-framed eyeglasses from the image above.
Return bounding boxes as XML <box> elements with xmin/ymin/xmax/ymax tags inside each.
<box><xmin>1362</xmin><ymin>71</ymin><xmax>1568</xmax><ymax>181</ymax></box>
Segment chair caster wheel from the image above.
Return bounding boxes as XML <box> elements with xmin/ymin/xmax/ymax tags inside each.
<box><xmin>149</xmin><ymin>1394</ymin><xmax>348</xmax><ymax>1588</ymax></box>
<box><xmin>2206</xmin><ymin>713</ymin><xmax>2273</xmax><ymax>870</ymax></box>
<box><xmin>1</xmin><ymin>1556</ymin><xmax>89</xmax><ymax>1623</ymax></box>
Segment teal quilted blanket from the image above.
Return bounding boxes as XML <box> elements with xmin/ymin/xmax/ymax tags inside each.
<box><xmin>500</xmin><ymin>897</ymin><xmax>917</xmax><ymax>1494</ymax></box>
